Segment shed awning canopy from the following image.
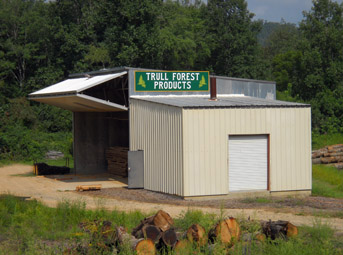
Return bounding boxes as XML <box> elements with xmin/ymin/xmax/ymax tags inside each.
<box><xmin>29</xmin><ymin>72</ymin><xmax>128</xmax><ymax>112</ymax></box>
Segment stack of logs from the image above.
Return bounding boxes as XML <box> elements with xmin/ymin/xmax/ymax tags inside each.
<box><xmin>105</xmin><ymin>146</ymin><xmax>129</xmax><ymax>177</ymax></box>
<box><xmin>75</xmin><ymin>210</ymin><xmax>298</xmax><ymax>254</ymax></box>
<box><xmin>312</xmin><ymin>144</ymin><xmax>343</xmax><ymax>169</ymax></box>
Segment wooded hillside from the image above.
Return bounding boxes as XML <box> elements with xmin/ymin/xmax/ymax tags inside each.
<box><xmin>1</xmin><ymin>0</ymin><xmax>343</xmax><ymax>160</ymax></box>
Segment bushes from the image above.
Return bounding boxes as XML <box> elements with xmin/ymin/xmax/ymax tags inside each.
<box><xmin>0</xmin><ymin>97</ymin><xmax>72</xmax><ymax>161</ymax></box>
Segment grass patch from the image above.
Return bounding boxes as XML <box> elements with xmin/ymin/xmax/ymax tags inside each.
<box><xmin>312</xmin><ymin>164</ymin><xmax>343</xmax><ymax>198</ymax></box>
<box><xmin>312</xmin><ymin>133</ymin><xmax>343</xmax><ymax>150</ymax></box>
<box><xmin>0</xmin><ymin>195</ymin><xmax>342</xmax><ymax>254</ymax></box>
<box><xmin>312</xmin><ymin>179</ymin><xmax>343</xmax><ymax>198</ymax></box>
<box><xmin>241</xmin><ymin>196</ymin><xmax>274</xmax><ymax>204</ymax></box>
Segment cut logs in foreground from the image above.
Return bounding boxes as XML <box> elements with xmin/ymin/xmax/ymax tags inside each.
<box><xmin>186</xmin><ymin>224</ymin><xmax>208</xmax><ymax>246</ymax></box>
<box><xmin>131</xmin><ymin>210</ymin><xmax>177</xmax><ymax>250</ymax></box>
<box><xmin>159</xmin><ymin>228</ymin><xmax>178</xmax><ymax>248</ymax></box>
<box><xmin>208</xmin><ymin>217</ymin><xmax>241</xmax><ymax>246</ymax></box>
<box><xmin>132</xmin><ymin>210</ymin><xmax>174</xmax><ymax>237</ymax></box>
<box><xmin>76</xmin><ymin>212</ymin><xmax>299</xmax><ymax>254</ymax></box>
<box><xmin>261</xmin><ymin>220</ymin><xmax>298</xmax><ymax>240</ymax></box>
<box><xmin>117</xmin><ymin>226</ymin><xmax>156</xmax><ymax>255</ymax></box>
<box><xmin>134</xmin><ymin>225</ymin><xmax>161</xmax><ymax>244</ymax></box>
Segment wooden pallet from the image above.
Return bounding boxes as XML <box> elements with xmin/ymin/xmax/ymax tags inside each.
<box><xmin>76</xmin><ymin>185</ymin><xmax>102</xmax><ymax>192</ymax></box>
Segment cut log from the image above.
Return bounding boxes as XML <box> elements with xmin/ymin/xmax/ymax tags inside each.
<box><xmin>116</xmin><ymin>226</ymin><xmax>132</xmax><ymax>244</ymax></box>
<box><xmin>132</xmin><ymin>239</ymin><xmax>156</xmax><ymax>255</ymax></box>
<box><xmin>174</xmin><ymin>239</ymin><xmax>192</xmax><ymax>254</ymax></box>
<box><xmin>208</xmin><ymin>217</ymin><xmax>240</xmax><ymax>245</ymax></box>
<box><xmin>117</xmin><ymin>226</ymin><xmax>156</xmax><ymax>254</ymax></box>
<box><xmin>186</xmin><ymin>224</ymin><xmax>207</xmax><ymax>246</ymax></box>
<box><xmin>261</xmin><ymin>220</ymin><xmax>298</xmax><ymax>240</ymax></box>
<box><xmin>153</xmin><ymin>210</ymin><xmax>174</xmax><ymax>232</ymax></box>
<box><xmin>132</xmin><ymin>216</ymin><xmax>154</xmax><ymax>237</ymax></box>
<box><xmin>135</xmin><ymin>225</ymin><xmax>161</xmax><ymax>244</ymax></box>
<box><xmin>286</xmin><ymin>222</ymin><xmax>298</xmax><ymax>238</ymax></box>
<box><xmin>132</xmin><ymin>210</ymin><xmax>174</xmax><ymax>237</ymax></box>
<box><xmin>76</xmin><ymin>185</ymin><xmax>102</xmax><ymax>191</ymax></box>
<box><xmin>160</xmin><ymin>228</ymin><xmax>177</xmax><ymax>248</ymax></box>
<box><xmin>225</xmin><ymin>218</ymin><xmax>240</xmax><ymax>240</ymax></box>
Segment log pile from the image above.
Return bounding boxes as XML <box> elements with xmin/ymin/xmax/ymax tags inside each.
<box><xmin>312</xmin><ymin>144</ymin><xmax>343</xmax><ymax>169</ymax></box>
<box><xmin>105</xmin><ymin>146</ymin><xmax>129</xmax><ymax>177</ymax></box>
<box><xmin>33</xmin><ymin>162</ymin><xmax>70</xmax><ymax>175</ymax></box>
<box><xmin>72</xmin><ymin>211</ymin><xmax>299</xmax><ymax>254</ymax></box>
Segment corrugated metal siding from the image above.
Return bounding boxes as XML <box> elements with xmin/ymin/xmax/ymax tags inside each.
<box><xmin>182</xmin><ymin>107</ymin><xmax>311</xmax><ymax>196</ymax></box>
<box><xmin>130</xmin><ymin>99</ymin><xmax>184</xmax><ymax>196</ymax></box>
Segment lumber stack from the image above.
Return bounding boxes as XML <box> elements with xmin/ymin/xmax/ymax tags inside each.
<box><xmin>312</xmin><ymin>144</ymin><xmax>343</xmax><ymax>169</ymax></box>
<box><xmin>105</xmin><ymin>146</ymin><xmax>129</xmax><ymax>177</ymax></box>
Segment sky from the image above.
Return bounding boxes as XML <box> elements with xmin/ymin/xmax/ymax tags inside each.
<box><xmin>245</xmin><ymin>0</ymin><xmax>343</xmax><ymax>24</ymax></box>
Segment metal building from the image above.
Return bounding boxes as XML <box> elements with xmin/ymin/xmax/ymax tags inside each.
<box><xmin>29</xmin><ymin>67</ymin><xmax>311</xmax><ymax>197</ymax></box>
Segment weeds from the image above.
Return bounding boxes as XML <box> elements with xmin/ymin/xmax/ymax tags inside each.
<box><xmin>0</xmin><ymin>195</ymin><xmax>342</xmax><ymax>254</ymax></box>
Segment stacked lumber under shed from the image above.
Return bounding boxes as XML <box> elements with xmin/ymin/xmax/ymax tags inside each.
<box><xmin>312</xmin><ymin>144</ymin><xmax>343</xmax><ymax>169</ymax></box>
<box><xmin>105</xmin><ymin>146</ymin><xmax>129</xmax><ymax>177</ymax></box>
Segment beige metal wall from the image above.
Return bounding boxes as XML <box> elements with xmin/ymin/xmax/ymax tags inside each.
<box><xmin>182</xmin><ymin>107</ymin><xmax>312</xmax><ymax>196</ymax></box>
<box><xmin>130</xmin><ymin>99</ymin><xmax>184</xmax><ymax>195</ymax></box>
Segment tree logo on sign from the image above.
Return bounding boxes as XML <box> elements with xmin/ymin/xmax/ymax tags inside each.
<box><xmin>199</xmin><ymin>75</ymin><xmax>206</xmax><ymax>88</ymax></box>
<box><xmin>138</xmin><ymin>75</ymin><xmax>146</xmax><ymax>88</ymax></box>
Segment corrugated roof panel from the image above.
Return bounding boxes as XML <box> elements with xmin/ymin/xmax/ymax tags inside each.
<box><xmin>29</xmin><ymin>71</ymin><xmax>127</xmax><ymax>96</ymax></box>
<box><xmin>132</xmin><ymin>96</ymin><xmax>310</xmax><ymax>108</ymax></box>
<box><xmin>32</xmin><ymin>94</ymin><xmax>128</xmax><ymax>112</ymax></box>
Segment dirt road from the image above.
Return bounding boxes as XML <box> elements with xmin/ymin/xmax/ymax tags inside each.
<box><xmin>1</xmin><ymin>164</ymin><xmax>343</xmax><ymax>232</ymax></box>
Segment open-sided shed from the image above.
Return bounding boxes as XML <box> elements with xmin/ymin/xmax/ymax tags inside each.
<box><xmin>29</xmin><ymin>67</ymin><xmax>311</xmax><ymax>197</ymax></box>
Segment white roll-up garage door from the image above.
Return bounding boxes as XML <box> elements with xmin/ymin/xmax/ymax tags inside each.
<box><xmin>228</xmin><ymin>135</ymin><xmax>268</xmax><ymax>192</ymax></box>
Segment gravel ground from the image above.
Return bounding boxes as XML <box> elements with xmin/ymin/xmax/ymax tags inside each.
<box><xmin>88</xmin><ymin>187</ymin><xmax>343</xmax><ymax>215</ymax></box>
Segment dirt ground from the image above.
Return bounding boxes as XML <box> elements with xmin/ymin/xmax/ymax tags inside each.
<box><xmin>2</xmin><ymin>164</ymin><xmax>343</xmax><ymax>232</ymax></box>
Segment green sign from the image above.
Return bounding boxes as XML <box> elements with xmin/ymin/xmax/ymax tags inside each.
<box><xmin>134</xmin><ymin>71</ymin><xmax>209</xmax><ymax>92</ymax></box>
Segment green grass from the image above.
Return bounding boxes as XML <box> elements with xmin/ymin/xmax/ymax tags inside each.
<box><xmin>241</xmin><ymin>196</ymin><xmax>274</xmax><ymax>204</ymax></box>
<box><xmin>0</xmin><ymin>195</ymin><xmax>342</xmax><ymax>254</ymax></box>
<box><xmin>312</xmin><ymin>164</ymin><xmax>343</xmax><ymax>198</ymax></box>
<box><xmin>312</xmin><ymin>133</ymin><xmax>343</xmax><ymax>150</ymax></box>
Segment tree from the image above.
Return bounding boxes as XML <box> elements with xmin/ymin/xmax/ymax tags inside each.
<box><xmin>296</xmin><ymin>0</ymin><xmax>343</xmax><ymax>100</ymax></box>
<box><xmin>158</xmin><ymin>0</ymin><xmax>210</xmax><ymax>70</ymax></box>
<box><xmin>205</xmin><ymin>0</ymin><xmax>262</xmax><ymax>78</ymax></box>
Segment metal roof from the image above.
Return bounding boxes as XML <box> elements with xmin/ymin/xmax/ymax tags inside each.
<box><xmin>28</xmin><ymin>71</ymin><xmax>128</xmax><ymax>112</ymax></box>
<box><xmin>131</xmin><ymin>96</ymin><xmax>310</xmax><ymax>109</ymax></box>
<box><xmin>29</xmin><ymin>71</ymin><xmax>127</xmax><ymax>97</ymax></box>
<box><xmin>32</xmin><ymin>94</ymin><xmax>128</xmax><ymax>112</ymax></box>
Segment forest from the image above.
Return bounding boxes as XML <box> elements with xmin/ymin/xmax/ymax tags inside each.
<box><xmin>1</xmin><ymin>0</ymin><xmax>343</xmax><ymax>161</ymax></box>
